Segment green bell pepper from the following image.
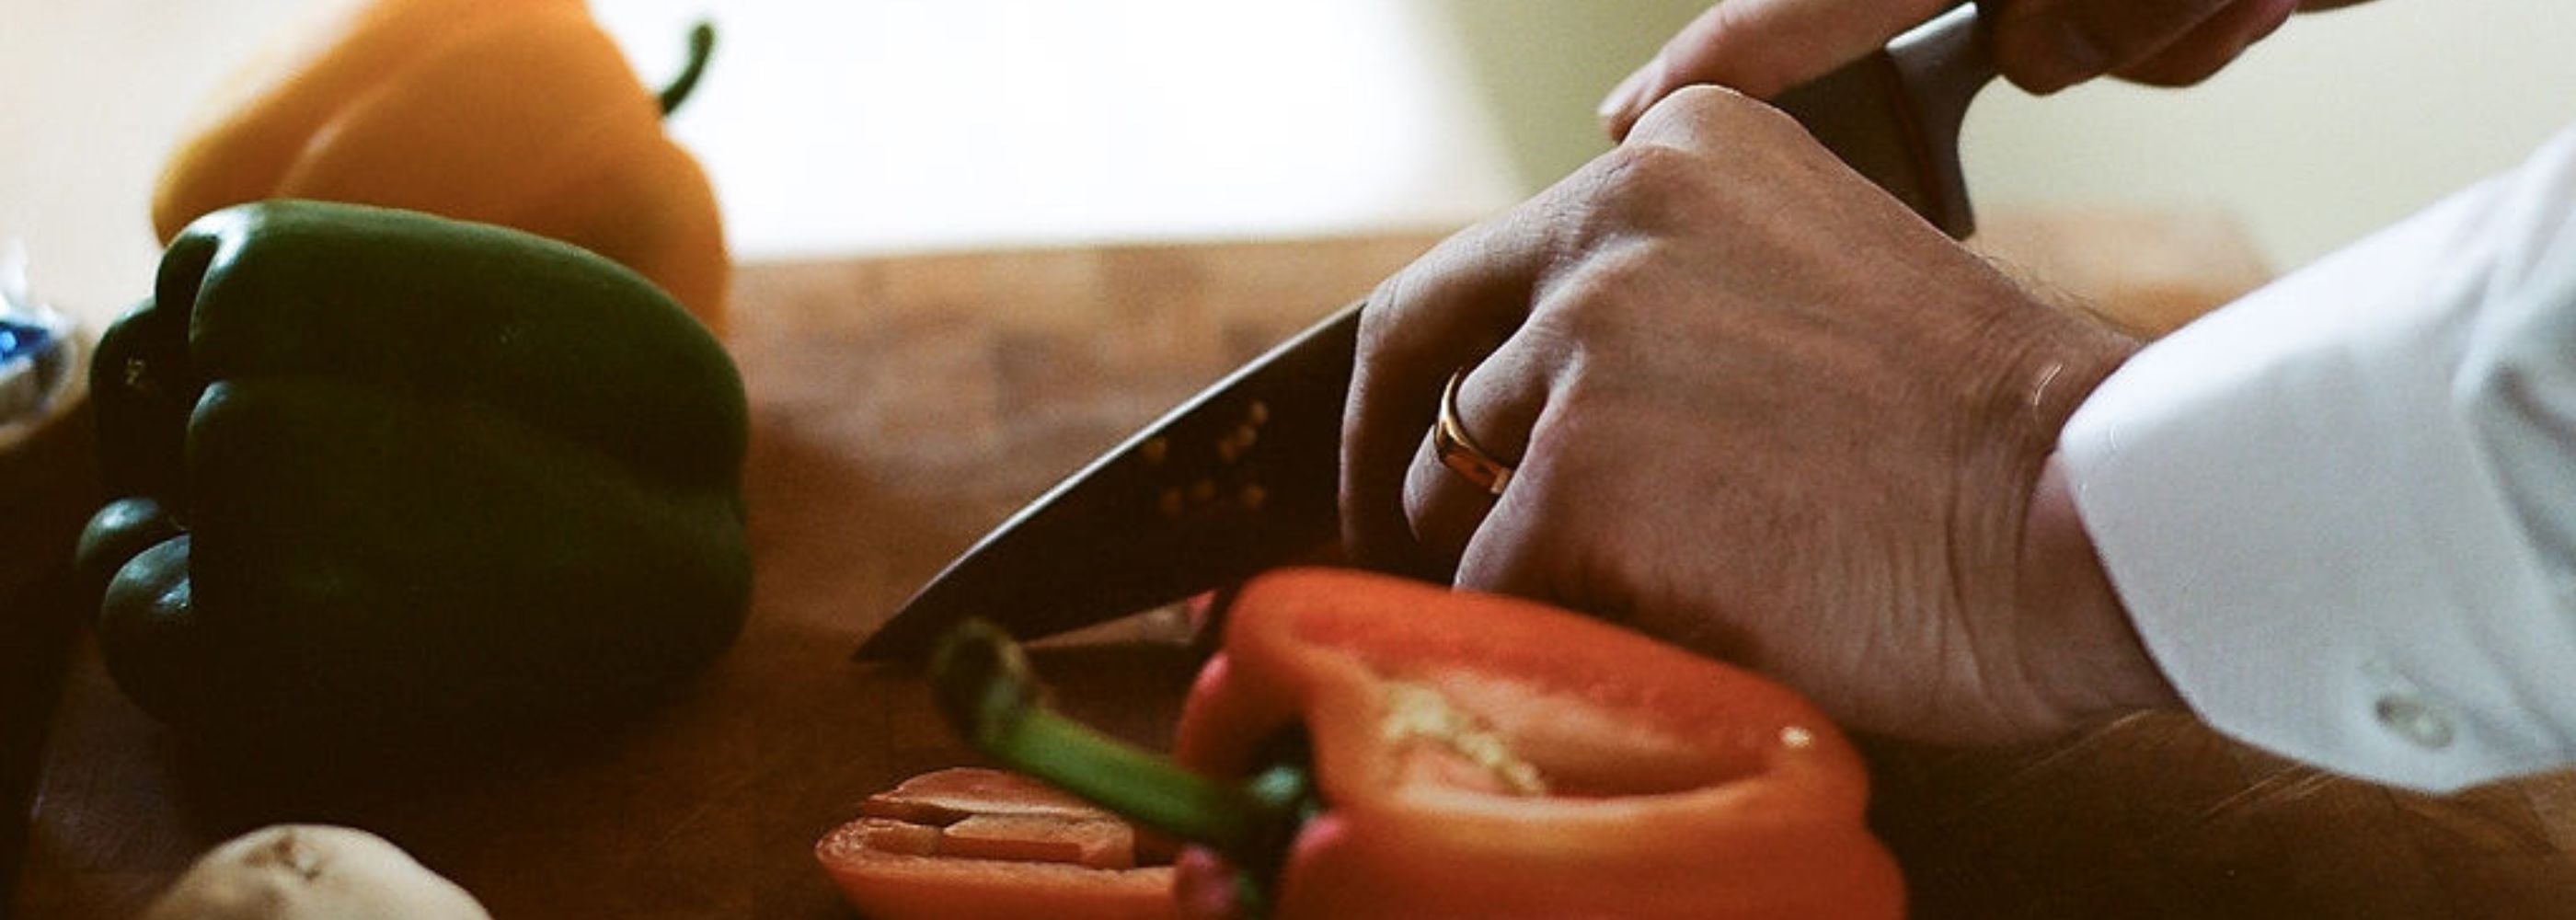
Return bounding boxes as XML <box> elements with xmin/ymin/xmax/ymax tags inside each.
<box><xmin>76</xmin><ymin>200</ymin><xmax>752</xmax><ymax>742</ymax></box>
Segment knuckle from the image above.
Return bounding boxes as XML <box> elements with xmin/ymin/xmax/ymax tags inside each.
<box><xmin>1623</xmin><ymin>82</ymin><xmax>1797</xmax><ymax>151</ymax></box>
<box><xmin>1581</xmin><ymin>143</ymin><xmax>1720</xmax><ymax>241</ymax></box>
<box><xmin>1602</xmin><ymin>138</ymin><xmax>1711</xmax><ymax>195</ymax></box>
<box><xmin>1583</xmin><ymin>93</ymin><xmax>1806</xmax><ymax>234</ymax></box>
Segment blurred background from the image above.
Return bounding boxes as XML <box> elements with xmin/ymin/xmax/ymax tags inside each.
<box><xmin>6</xmin><ymin>0</ymin><xmax>2576</xmax><ymax>328</ymax></box>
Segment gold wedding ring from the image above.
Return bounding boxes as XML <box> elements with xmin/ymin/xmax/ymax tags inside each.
<box><xmin>1432</xmin><ymin>370</ymin><xmax>1513</xmax><ymax>496</ymax></box>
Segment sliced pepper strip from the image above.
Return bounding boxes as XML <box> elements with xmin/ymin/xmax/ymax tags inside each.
<box><xmin>815</xmin><ymin>767</ymin><xmax>1178</xmax><ymax>920</ymax></box>
<box><xmin>1168</xmin><ymin>569</ymin><xmax>1903</xmax><ymax>919</ymax></box>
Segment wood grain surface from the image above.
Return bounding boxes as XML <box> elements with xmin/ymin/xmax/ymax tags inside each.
<box><xmin>11</xmin><ymin>211</ymin><xmax>2573</xmax><ymax>919</ymax></box>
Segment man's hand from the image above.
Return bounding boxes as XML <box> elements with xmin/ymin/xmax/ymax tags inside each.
<box><xmin>1345</xmin><ymin>86</ymin><xmax>2176</xmax><ymax>745</ymax></box>
<box><xmin>1600</xmin><ymin>0</ymin><xmax>2380</xmax><ymax>138</ymax></box>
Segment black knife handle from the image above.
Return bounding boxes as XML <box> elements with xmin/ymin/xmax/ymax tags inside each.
<box><xmin>1774</xmin><ymin>5</ymin><xmax>1996</xmax><ymax>238</ymax></box>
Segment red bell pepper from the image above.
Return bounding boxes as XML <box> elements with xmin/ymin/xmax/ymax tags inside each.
<box><xmin>932</xmin><ymin>568</ymin><xmax>1904</xmax><ymax>919</ymax></box>
<box><xmin>815</xmin><ymin>767</ymin><xmax>1178</xmax><ymax>920</ymax></box>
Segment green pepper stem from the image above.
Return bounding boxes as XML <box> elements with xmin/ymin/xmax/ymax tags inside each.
<box><xmin>928</xmin><ymin>619</ymin><xmax>1294</xmax><ymax>864</ymax></box>
<box><xmin>657</xmin><ymin>21</ymin><xmax>717</xmax><ymax>117</ymax></box>
<box><xmin>999</xmin><ymin>704</ymin><xmax>1273</xmax><ymax>850</ymax></box>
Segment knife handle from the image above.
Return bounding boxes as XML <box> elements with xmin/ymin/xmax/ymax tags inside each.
<box><xmin>1772</xmin><ymin>4</ymin><xmax>1997</xmax><ymax>239</ymax></box>
<box><xmin>1889</xmin><ymin>5</ymin><xmax>1998</xmax><ymax>237</ymax></box>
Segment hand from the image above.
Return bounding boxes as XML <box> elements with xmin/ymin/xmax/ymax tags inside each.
<box><xmin>1343</xmin><ymin>86</ymin><xmax>2177</xmax><ymax>745</ymax></box>
<box><xmin>1600</xmin><ymin>0</ymin><xmax>2381</xmax><ymax>138</ymax></box>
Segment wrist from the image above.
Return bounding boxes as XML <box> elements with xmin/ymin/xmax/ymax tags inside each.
<box><xmin>2016</xmin><ymin>454</ymin><xmax>2183</xmax><ymax>728</ymax></box>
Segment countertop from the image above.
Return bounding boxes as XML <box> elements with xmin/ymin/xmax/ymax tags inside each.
<box><xmin>13</xmin><ymin>211</ymin><xmax>2575</xmax><ymax>919</ymax></box>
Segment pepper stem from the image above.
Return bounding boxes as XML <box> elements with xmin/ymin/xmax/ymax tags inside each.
<box><xmin>928</xmin><ymin>619</ymin><xmax>1297</xmax><ymax>863</ymax></box>
<box><xmin>657</xmin><ymin>21</ymin><xmax>717</xmax><ymax>116</ymax></box>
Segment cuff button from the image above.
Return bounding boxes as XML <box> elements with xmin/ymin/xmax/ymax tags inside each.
<box><xmin>2375</xmin><ymin>695</ymin><xmax>2455</xmax><ymax>750</ymax></box>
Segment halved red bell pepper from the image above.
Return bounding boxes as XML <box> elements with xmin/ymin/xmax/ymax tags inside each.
<box><xmin>933</xmin><ymin>568</ymin><xmax>1905</xmax><ymax>919</ymax></box>
<box><xmin>815</xmin><ymin>767</ymin><xmax>1178</xmax><ymax>920</ymax></box>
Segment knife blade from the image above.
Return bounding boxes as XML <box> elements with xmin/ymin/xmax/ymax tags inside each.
<box><xmin>857</xmin><ymin>5</ymin><xmax>1998</xmax><ymax>661</ymax></box>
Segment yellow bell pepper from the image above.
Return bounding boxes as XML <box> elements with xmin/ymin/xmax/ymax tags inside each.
<box><xmin>151</xmin><ymin>0</ymin><xmax>730</xmax><ymax>330</ymax></box>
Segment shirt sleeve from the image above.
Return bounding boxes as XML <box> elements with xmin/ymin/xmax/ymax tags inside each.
<box><xmin>2055</xmin><ymin>125</ymin><xmax>2576</xmax><ymax>793</ymax></box>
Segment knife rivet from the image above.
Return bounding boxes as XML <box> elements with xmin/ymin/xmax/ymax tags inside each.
<box><xmin>1139</xmin><ymin>437</ymin><xmax>1169</xmax><ymax>465</ymax></box>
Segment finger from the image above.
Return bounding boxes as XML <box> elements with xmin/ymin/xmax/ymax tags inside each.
<box><xmin>1446</xmin><ymin>397</ymin><xmax>1619</xmax><ymax>624</ymax></box>
<box><xmin>1399</xmin><ymin>345</ymin><xmax>1548</xmax><ymax>570</ymax></box>
<box><xmin>1342</xmin><ymin>216</ymin><xmax>1548</xmax><ymax>576</ymax></box>
<box><xmin>2111</xmin><ymin>0</ymin><xmax>2299</xmax><ymax>86</ymax></box>
<box><xmin>1601</xmin><ymin>0</ymin><xmax>1957</xmax><ymax>140</ymax></box>
<box><xmin>1990</xmin><ymin>0</ymin><xmax>2237</xmax><ymax>94</ymax></box>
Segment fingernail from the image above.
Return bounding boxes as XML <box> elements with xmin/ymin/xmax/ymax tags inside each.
<box><xmin>1595</xmin><ymin>65</ymin><xmax>1645</xmax><ymax>121</ymax></box>
<box><xmin>1595</xmin><ymin>52</ymin><xmax>1666</xmax><ymax>128</ymax></box>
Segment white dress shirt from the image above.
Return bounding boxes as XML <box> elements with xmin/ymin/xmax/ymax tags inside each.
<box><xmin>2058</xmin><ymin>125</ymin><xmax>2576</xmax><ymax>793</ymax></box>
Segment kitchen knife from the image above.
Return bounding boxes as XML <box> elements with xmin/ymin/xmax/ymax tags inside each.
<box><xmin>857</xmin><ymin>4</ymin><xmax>1999</xmax><ymax>661</ymax></box>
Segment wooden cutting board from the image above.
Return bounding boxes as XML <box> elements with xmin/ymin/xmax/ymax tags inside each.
<box><xmin>11</xmin><ymin>211</ymin><xmax>2573</xmax><ymax>919</ymax></box>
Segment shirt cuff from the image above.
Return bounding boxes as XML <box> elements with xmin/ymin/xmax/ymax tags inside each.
<box><xmin>2055</xmin><ymin>156</ymin><xmax>2576</xmax><ymax>792</ymax></box>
